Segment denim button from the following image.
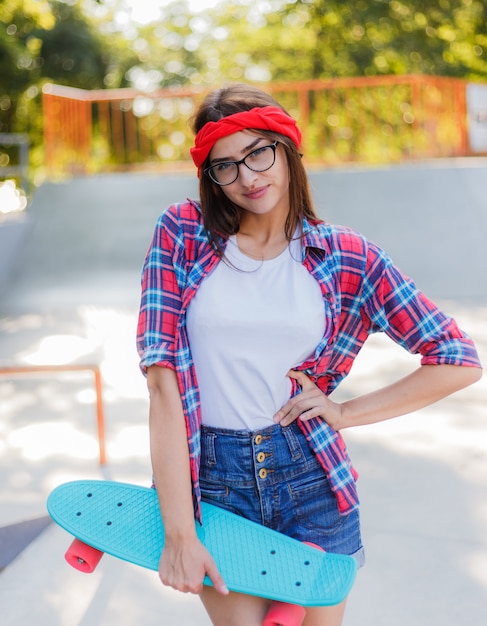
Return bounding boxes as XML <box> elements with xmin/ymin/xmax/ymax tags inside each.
<box><xmin>254</xmin><ymin>434</ymin><xmax>263</xmax><ymax>445</ymax></box>
<box><xmin>259</xmin><ymin>468</ymin><xmax>267</xmax><ymax>479</ymax></box>
<box><xmin>257</xmin><ymin>452</ymin><xmax>266</xmax><ymax>463</ymax></box>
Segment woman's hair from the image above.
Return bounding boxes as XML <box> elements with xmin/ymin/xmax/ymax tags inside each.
<box><xmin>191</xmin><ymin>84</ymin><xmax>320</xmax><ymax>255</ymax></box>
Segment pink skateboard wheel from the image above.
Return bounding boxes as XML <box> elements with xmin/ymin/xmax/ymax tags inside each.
<box><xmin>65</xmin><ymin>538</ymin><xmax>104</xmax><ymax>573</ymax></box>
<box><xmin>263</xmin><ymin>601</ymin><xmax>306</xmax><ymax>626</ymax></box>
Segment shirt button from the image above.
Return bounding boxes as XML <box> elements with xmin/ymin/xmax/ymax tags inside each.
<box><xmin>259</xmin><ymin>468</ymin><xmax>267</xmax><ymax>479</ymax></box>
<box><xmin>257</xmin><ymin>452</ymin><xmax>266</xmax><ymax>463</ymax></box>
<box><xmin>254</xmin><ymin>434</ymin><xmax>263</xmax><ymax>445</ymax></box>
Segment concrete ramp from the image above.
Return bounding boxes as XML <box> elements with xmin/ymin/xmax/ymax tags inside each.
<box><xmin>308</xmin><ymin>158</ymin><xmax>487</xmax><ymax>303</ymax></box>
<box><xmin>0</xmin><ymin>172</ymin><xmax>198</xmax><ymax>309</ymax></box>
<box><xmin>2</xmin><ymin>158</ymin><xmax>486</xmax><ymax>309</ymax></box>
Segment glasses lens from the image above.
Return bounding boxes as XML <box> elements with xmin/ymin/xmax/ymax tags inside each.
<box><xmin>244</xmin><ymin>144</ymin><xmax>276</xmax><ymax>173</ymax></box>
<box><xmin>208</xmin><ymin>162</ymin><xmax>238</xmax><ymax>185</ymax></box>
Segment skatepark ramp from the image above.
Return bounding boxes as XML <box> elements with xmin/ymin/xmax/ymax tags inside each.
<box><xmin>1</xmin><ymin>159</ymin><xmax>486</xmax><ymax>307</ymax></box>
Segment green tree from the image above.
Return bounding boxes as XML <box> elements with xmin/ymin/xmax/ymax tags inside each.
<box><xmin>0</xmin><ymin>0</ymin><xmax>135</xmax><ymax>173</ymax></box>
<box><xmin>37</xmin><ymin>0</ymin><xmax>108</xmax><ymax>89</ymax></box>
<box><xmin>0</xmin><ymin>0</ymin><xmax>55</xmax><ymax>133</ymax></box>
<box><xmin>203</xmin><ymin>0</ymin><xmax>487</xmax><ymax>82</ymax></box>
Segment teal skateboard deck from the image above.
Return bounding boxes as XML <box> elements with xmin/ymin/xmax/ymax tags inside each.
<box><xmin>47</xmin><ymin>480</ymin><xmax>357</xmax><ymax>607</ymax></box>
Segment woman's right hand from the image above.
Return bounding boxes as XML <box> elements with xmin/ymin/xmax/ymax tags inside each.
<box><xmin>159</xmin><ymin>535</ymin><xmax>229</xmax><ymax>596</ymax></box>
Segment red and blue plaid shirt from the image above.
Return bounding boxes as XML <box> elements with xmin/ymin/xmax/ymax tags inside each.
<box><xmin>137</xmin><ymin>200</ymin><xmax>481</xmax><ymax>523</ymax></box>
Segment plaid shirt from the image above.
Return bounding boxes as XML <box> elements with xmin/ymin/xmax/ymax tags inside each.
<box><xmin>137</xmin><ymin>200</ymin><xmax>481</xmax><ymax>523</ymax></box>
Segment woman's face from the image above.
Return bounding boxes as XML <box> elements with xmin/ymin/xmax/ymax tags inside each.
<box><xmin>208</xmin><ymin>131</ymin><xmax>290</xmax><ymax>221</ymax></box>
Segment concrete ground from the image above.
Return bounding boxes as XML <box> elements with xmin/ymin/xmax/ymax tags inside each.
<box><xmin>0</xmin><ymin>160</ymin><xmax>486</xmax><ymax>625</ymax></box>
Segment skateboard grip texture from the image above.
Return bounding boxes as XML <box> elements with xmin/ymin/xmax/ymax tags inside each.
<box><xmin>47</xmin><ymin>480</ymin><xmax>357</xmax><ymax>606</ymax></box>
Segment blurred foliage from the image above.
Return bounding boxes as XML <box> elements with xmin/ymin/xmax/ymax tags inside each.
<box><xmin>285</xmin><ymin>0</ymin><xmax>487</xmax><ymax>79</ymax></box>
<box><xmin>119</xmin><ymin>0</ymin><xmax>487</xmax><ymax>89</ymax></box>
<box><xmin>1</xmin><ymin>0</ymin><xmax>486</xmax><ymax>179</ymax></box>
<box><xmin>0</xmin><ymin>0</ymin><xmax>136</xmax><ymax>173</ymax></box>
<box><xmin>38</xmin><ymin>1</ymin><xmax>107</xmax><ymax>89</ymax></box>
<box><xmin>1</xmin><ymin>0</ymin><xmax>52</xmax><ymax>133</ymax></box>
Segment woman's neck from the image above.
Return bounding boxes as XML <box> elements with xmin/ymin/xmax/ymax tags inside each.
<box><xmin>236</xmin><ymin>214</ymin><xmax>289</xmax><ymax>260</ymax></box>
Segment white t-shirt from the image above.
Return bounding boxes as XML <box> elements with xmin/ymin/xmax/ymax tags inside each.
<box><xmin>186</xmin><ymin>234</ymin><xmax>325</xmax><ymax>430</ymax></box>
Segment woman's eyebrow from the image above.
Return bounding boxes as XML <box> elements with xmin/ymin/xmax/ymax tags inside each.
<box><xmin>210</xmin><ymin>137</ymin><xmax>264</xmax><ymax>164</ymax></box>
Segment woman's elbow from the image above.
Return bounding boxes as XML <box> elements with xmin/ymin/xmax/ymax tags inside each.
<box><xmin>468</xmin><ymin>366</ymin><xmax>483</xmax><ymax>385</ymax></box>
<box><xmin>454</xmin><ymin>364</ymin><xmax>483</xmax><ymax>390</ymax></box>
<box><xmin>146</xmin><ymin>364</ymin><xmax>178</xmax><ymax>397</ymax></box>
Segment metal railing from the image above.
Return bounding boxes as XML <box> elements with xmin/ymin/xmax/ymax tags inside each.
<box><xmin>42</xmin><ymin>75</ymin><xmax>485</xmax><ymax>177</ymax></box>
<box><xmin>1</xmin><ymin>364</ymin><xmax>106</xmax><ymax>465</ymax></box>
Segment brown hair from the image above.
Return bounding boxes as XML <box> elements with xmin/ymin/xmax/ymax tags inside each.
<box><xmin>191</xmin><ymin>84</ymin><xmax>320</xmax><ymax>255</ymax></box>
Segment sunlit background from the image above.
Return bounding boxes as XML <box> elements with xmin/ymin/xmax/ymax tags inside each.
<box><xmin>2</xmin><ymin>305</ymin><xmax>150</xmax><ymax>469</ymax></box>
<box><xmin>122</xmin><ymin>0</ymin><xmax>221</xmax><ymax>24</ymax></box>
<box><xmin>0</xmin><ymin>180</ymin><xmax>27</xmax><ymax>214</ymax></box>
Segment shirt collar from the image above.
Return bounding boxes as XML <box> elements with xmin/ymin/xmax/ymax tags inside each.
<box><xmin>301</xmin><ymin>216</ymin><xmax>329</xmax><ymax>252</ymax></box>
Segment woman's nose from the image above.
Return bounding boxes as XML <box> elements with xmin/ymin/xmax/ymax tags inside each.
<box><xmin>238</xmin><ymin>163</ymin><xmax>259</xmax><ymax>186</ymax></box>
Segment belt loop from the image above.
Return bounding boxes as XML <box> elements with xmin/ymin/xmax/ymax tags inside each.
<box><xmin>281</xmin><ymin>424</ymin><xmax>303</xmax><ymax>461</ymax></box>
<box><xmin>203</xmin><ymin>431</ymin><xmax>217</xmax><ymax>466</ymax></box>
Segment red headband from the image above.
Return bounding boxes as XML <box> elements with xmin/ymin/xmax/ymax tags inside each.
<box><xmin>190</xmin><ymin>106</ymin><xmax>302</xmax><ymax>170</ymax></box>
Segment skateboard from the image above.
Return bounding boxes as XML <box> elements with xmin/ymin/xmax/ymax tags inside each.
<box><xmin>47</xmin><ymin>480</ymin><xmax>357</xmax><ymax>624</ymax></box>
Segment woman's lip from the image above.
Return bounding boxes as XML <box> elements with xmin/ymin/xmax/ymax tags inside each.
<box><xmin>244</xmin><ymin>186</ymin><xmax>268</xmax><ymax>199</ymax></box>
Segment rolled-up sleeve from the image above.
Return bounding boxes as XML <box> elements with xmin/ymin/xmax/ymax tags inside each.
<box><xmin>136</xmin><ymin>206</ymin><xmax>185</xmax><ymax>373</ymax></box>
<box><xmin>362</xmin><ymin>241</ymin><xmax>481</xmax><ymax>368</ymax></box>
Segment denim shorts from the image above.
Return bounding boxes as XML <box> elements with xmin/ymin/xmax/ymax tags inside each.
<box><xmin>199</xmin><ymin>422</ymin><xmax>365</xmax><ymax>567</ymax></box>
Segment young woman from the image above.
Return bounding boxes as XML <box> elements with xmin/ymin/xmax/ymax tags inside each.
<box><xmin>137</xmin><ymin>84</ymin><xmax>482</xmax><ymax>626</ymax></box>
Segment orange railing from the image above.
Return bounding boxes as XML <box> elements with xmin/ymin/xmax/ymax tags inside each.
<box><xmin>1</xmin><ymin>364</ymin><xmax>106</xmax><ymax>465</ymax></box>
<box><xmin>42</xmin><ymin>75</ymin><xmax>484</xmax><ymax>176</ymax></box>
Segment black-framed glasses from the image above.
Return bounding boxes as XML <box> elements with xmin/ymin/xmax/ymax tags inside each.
<box><xmin>204</xmin><ymin>142</ymin><xmax>279</xmax><ymax>186</ymax></box>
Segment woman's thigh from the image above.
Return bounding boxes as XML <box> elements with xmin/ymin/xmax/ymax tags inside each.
<box><xmin>199</xmin><ymin>587</ymin><xmax>347</xmax><ymax>626</ymax></box>
<box><xmin>200</xmin><ymin>587</ymin><xmax>271</xmax><ymax>626</ymax></box>
<box><xmin>304</xmin><ymin>601</ymin><xmax>347</xmax><ymax>626</ymax></box>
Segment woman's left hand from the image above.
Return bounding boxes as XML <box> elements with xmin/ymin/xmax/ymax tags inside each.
<box><xmin>273</xmin><ymin>370</ymin><xmax>342</xmax><ymax>430</ymax></box>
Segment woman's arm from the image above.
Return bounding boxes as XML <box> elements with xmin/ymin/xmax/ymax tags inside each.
<box><xmin>147</xmin><ymin>365</ymin><xmax>228</xmax><ymax>595</ymax></box>
<box><xmin>274</xmin><ymin>364</ymin><xmax>482</xmax><ymax>430</ymax></box>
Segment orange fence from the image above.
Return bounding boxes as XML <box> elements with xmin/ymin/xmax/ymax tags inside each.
<box><xmin>1</xmin><ymin>364</ymin><xmax>106</xmax><ymax>465</ymax></box>
<box><xmin>42</xmin><ymin>75</ymin><xmax>485</xmax><ymax>176</ymax></box>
